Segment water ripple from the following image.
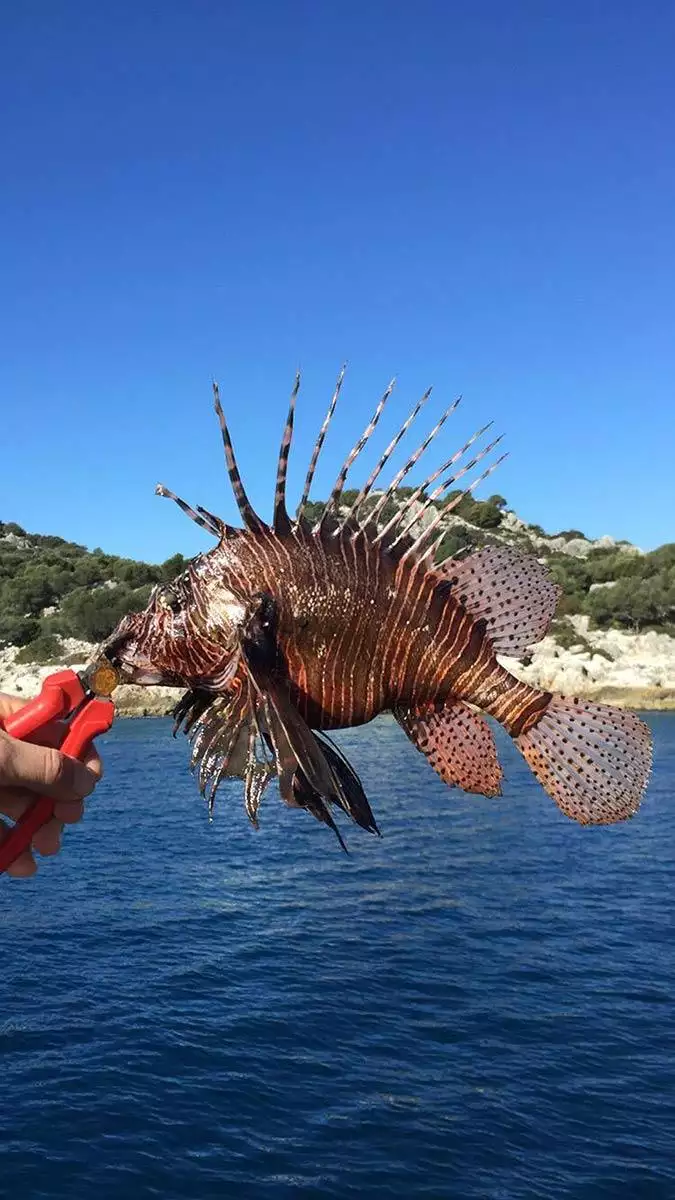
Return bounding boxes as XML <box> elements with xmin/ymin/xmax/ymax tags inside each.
<box><xmin>1</xmin><ymin>714</ymin><xmax>674</xmax><ymax>1199</ymax></box>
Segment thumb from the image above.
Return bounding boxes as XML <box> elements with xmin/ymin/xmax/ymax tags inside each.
<box><xmin>0</xmin><ymin>731</ymin><xmax>98</xmax><ymax>802</ymax></box>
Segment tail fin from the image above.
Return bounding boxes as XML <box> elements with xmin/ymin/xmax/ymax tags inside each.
<box><xmin>516</xmin><ymin>695</ymin><xmax>652</xmax><ymax>825</ymax></box>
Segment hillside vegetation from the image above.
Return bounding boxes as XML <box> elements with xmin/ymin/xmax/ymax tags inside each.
<box><xmin>1</xmin><ymin>495</ymin><xmax>673</xmax><ymax>664</ymax></box>
<box><xmin>0</xmin><ymin>521</ymin><xmax>186</xmax><ymax>663</ymax></box>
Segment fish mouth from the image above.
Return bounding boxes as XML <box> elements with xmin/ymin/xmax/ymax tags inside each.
<box><xmin>103</xmin><ymin>627</ymin><xmax>180</xmax><ymax>688</ymax></box>
<box><xmin>108</xmin><ymin>647</ymin><xmax>170</xmax><ymax>687</ymax></box>
<box><xmin>117</xmin><ymin>661</ymin><xmax>171</xmax><ymax>686</ymax></box>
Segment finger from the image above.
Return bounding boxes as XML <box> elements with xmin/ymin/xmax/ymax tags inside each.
<box><xmin>0</xmin><ymin>694</ymin><xmax>28</xmax><ymax>720</ymax></box>
<box><xmin>0</xmin><ymin>789</ymin><xmax>84</xmax><ymax>824</ymax></box>
<box><xmin>31</xmin><ymin>731</ymin><xmax>103</xmax><ymax>782</ymax></box>
<box><xmin>0</xmin><ymin>817</ymin><xmax>37</xmax><ymax>878</ymax></box>
<box><xmin>27</xmin><ymin>728</ymin><xmax>103</xmax><ymax>781</ymax></box>
<box><xmin>7</xmin><ymin>851</ymin><xmax>37</xmax><ymax>877</ymax></box>
<box><xmin>0</xmin><ymin>734</ymin><xmax>98</xmax><ymax>802</ymax></box>
<box><xmin>25</xmin><ymin>723</ymin><xmax>103</xmax><ymax>779</ymax></box>
<box><xmin>0</xmin><ymin>788</ymin><xmax>33</xmax><ymax>821</ymax></box>
<box><xmin>83</xmin><ymin>747</ymin><xmax>103</xmax><ymax>779</ymax></box>
<box><xmin>52</xmin><ymin>798</ymin><xmax>85</xmax><ymax>824</ymax></box>
<box><xmin>0</xmin><ymin>695</ymin><xmax>104</xmax><ymax>781</ymax></box>
<box><xmin>32</xmin><ymin>818</ymin><xmax>64</xmax><ymax>858</ymax></box>
<box><xmin>0</xmin><ymin>789</ymin><xmax>82</xmax><ymax>860</ymax></box>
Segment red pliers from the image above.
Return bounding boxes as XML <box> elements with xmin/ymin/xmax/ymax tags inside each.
<box><xmin>0</xmin><ymin>659</ymin><xmax>118</xmax><ymax>875</ymax></box>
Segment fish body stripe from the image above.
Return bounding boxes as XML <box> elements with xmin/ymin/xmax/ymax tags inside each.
<box><xmin>203</xmin><ymin>528</ymin><xmax>506</xmax><ymax>725</ymax></box>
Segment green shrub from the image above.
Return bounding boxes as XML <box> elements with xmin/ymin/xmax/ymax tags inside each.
<box><xmin>0</xmin><ymin>614</ymin><xmax>40</xmax><ymax>648</ymax></box>
<box><xmin>161</xmin><ymin>553</ymin><xmax>188</xmax><ymax>582</ymax></box>
<box><xmin>15</xmin><ymin>634</ymin><xmax>63</xmax><ymax>665</ymax></box>
<box><xmin>549</xmin><ymin>618</ymin><xmax>613</xmax><ymax>661</ymax></box>
<box><xmin>435</xmin><ymin>526</ymin><xmax>475</xmax><ymax>563</ymax></box>
<box><xmin>302</xmin><ymin>501</ymin><xmax>326</xmax><ymax>524</ymax></box>
<box><xmin>549</xmin><ymin>617</ymin><xmax>581</xmax><ymax>650</ymax></box>
<box><xmin>585</xmin><ymin>548</ymin><xmax>643</xmax><ymax>583</ymax></box>
<box><xmin>471</xmin><ymin>502</ymin><xmax>503</xmax><ymax>529</ymax></box>
<box><xmin>546</xmin><ymin>555</ymin><xmax>592</xmax><ymax>614</ymax></box>
<box><xmin>585</xmin><ymin>574</ymin><xmax>675</xmax><ymax>632</ymax></box>
<box><xmin>339</xmin><ymin>488</ymin><xmax>360</xmax><ymax>507</ymax></box>
<box><xmin>440</xmin><ymin>492</ymin><xmax>503</xmax><ymax>529</ymax></box>
<box><xmin>0</xmin><ymin>522</ymin><xmax>168</xmax><ymax>646</ymax></box>
<box><xmin>7</xmin><ymin>570</ymin><xmax>56</xmax><ymax>616</ymax></box>
<box><xmin>55</xmin><ymin>584</ymin><xmax>154</xmax><ymax>642</ymax></box>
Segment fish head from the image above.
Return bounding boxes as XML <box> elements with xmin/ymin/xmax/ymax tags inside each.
<box><xmin>104</xmin><ymin>553</ymin><xmax>246</xmax><ymax>689</ymax></box>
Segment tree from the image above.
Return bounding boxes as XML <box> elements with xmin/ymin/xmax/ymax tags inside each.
<box><xmin>585</xmin><ymin>574</ymin><xmax>675</xmax><ymax>632</ymax></box>
<box><xmin>340</xmin><ymin>488</ymin><xmax>360</xmax><ymax>507</ymax></box>
<box><xmin>470</xmin><ymin>501</ymin><xmax>503</xmax><ymax>529</ymax></box>
<box><xmin>553</xmin><ymin>529</ymin><xmax>587</xmax><ymax>541</ymax></box>
<box><xmin>161</xmin><ymin>553</ymin><xmax>188</xmax><ymax>582</ymax></box>
<box><xmin>0</xmin><ymin>614</ymin><xmax>40</xmax><ymax>647</ymax></box>
<box><xmin>57</xmin><ymin>584</ymin><xmax>154</xmax><ymax>642</ymax></box>
<box><xmin>302</xmin><ymin>501</ymin><xmax>326</xmax><ymax>524</ymax></box>
<box><xmin>115</xmin><ymin>560</ymin><xmax>159</xmax><ymax>588</ymax></box>
<box><xmin>9</xmin><ymin>571</ymin><xmax>56</xmax><ymax>616</ymax></box>
<box><xmin>435</xmin><ymin>526</ymin><xmax>473</xmax><ymax>563</ymax></box>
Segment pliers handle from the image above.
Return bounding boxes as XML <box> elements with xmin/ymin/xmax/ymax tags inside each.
<box><xmin>0</xmin><ymin>668</ymin><xmax>115</xmax><ymax>875</ymax></box>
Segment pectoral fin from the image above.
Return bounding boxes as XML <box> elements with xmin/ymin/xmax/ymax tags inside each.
<box><xmin>238</xmin><ymin>594</ymin><xmax>377</xmax><ymax>846</ymax></box>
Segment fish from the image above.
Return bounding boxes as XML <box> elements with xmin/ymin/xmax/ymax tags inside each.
<box><xmin>105</xmin><ymin>370</ymin><xmax>653</xmax><ymax>848</ymax></box>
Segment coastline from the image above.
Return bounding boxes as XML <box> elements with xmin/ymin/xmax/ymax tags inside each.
<box><xmin>2</xmin><ymin>621</ymin><xmax>675</xmax><ymax>715</ymax></box>
<box><xmin>113</xmin><ymin>685</ymin><xmax>675</xmax><ymax>716</ymax></box>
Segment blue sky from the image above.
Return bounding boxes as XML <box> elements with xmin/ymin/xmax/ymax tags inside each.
<box><xmin>1</xmin><ymin>1</ymin><xmax>673</xmax><ymax>561</ymax></box>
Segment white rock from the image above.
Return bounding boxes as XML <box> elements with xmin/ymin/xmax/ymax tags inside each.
<box><xmin>0</xmin><ymin>640</ymin><xmax>182</xmax><ymax>717</ymax></box>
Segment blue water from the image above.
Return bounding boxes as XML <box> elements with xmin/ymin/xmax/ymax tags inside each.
<box><xmin>2</xmin><ymin>714</ymin><xmax>674</xmax><ymax>1199</ymax></box>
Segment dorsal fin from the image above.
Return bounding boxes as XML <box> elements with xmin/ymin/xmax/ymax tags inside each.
<box><xmin>374</xmin><ymin>425</ymin><xmax>497</xmax><ymax>547</ymax></box>
<box><xmin>398</xmin><ymin>453</ymin><xmax>508</xmax><ymax>568</ymax></box>
<box><xmin>213</xmin><ymin>382</ymin><xmax>268</xmax><ymax>533</ymax></box>
<box><xmin>320</xmin><ymin>378</ymin><xmax>395</xmax><ymax>525</ymax></box>
<box><xmin>436</xmin><ymin>544</ymin><xmax>561</xmax><ymax>657</ymax></box>
<box><xmin>344</xmin><ymin>387</ymin><xmax>432</xmax><ymax>521</ymax></box>
<box><xmin>366</xmin><ymin>395</ymin><xmax>461</xmax><ymax>526</ymax></box>
<box><xmin>273</xmin><ymin>372</ymin><xmax>300</xmax><ymax>534</ymax></box>
<box><xmin>296</xmin><ymin>365</ymin><xmax>346</xmax><ymax>518</ymax></box>
<box><xmin>154</xmin><ymin>484</ymin><xmax>226</xmax><ymax>538</ymax></box>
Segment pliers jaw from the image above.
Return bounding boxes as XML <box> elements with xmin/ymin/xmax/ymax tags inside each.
<box><xmin>78</xmin><ymin>657</ymin><xmax>121</xmax><ymax>701</ymax></box>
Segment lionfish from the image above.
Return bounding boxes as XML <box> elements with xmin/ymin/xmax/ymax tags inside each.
<box><xmin>106</xmin><ymin>370</ymin><xmax>652</xmax><ymax>848</ymax></box>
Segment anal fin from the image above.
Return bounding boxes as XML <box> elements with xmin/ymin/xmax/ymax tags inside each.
<box><xmin>396</xmin><ymin>700</ymin><xmax>503</xmax><ymax>797</ymax></box>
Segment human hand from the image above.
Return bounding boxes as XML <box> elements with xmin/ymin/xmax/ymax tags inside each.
<box><xmin>0</xmin><ymin>693</ymin><xmax>102</xmax><ymax>878</ymax></box>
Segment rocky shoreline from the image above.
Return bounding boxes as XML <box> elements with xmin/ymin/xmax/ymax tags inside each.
<box><xmin>1</xmin><ymin>618</ymin><xmax>675</xmax><ymax>715</ymax></box>
<box><xmin>500</xmin><ymin>615</ymin><xmax>675</xmax><ymax>711</ymax></box>
<box><xmin>0</xmin><ymin>640</ymin><xmax>183</xmax><ymax>718</ymax></box>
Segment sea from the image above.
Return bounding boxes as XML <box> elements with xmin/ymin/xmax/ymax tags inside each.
<box><xmin>1</xmin><ymin>714</ymin><xmax>674</xmax><ymax>1199</ymax></box>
